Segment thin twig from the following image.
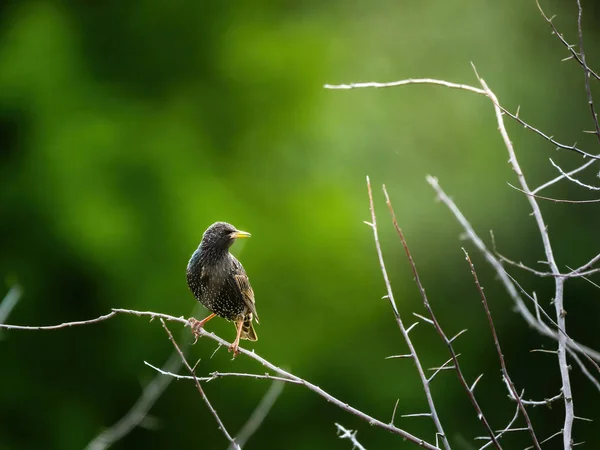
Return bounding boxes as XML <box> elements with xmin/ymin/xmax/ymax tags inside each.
<box><xmin>575</xmin><ymin>0</ymin><xmax>600</xmax><ymax>145</ymax></box>
<box><xmin>535</xmin><ymin>0</ymin><xmax>600</xmax><ymax>81</ymax></box>
<box><xmin>463</xmin><ymin>250</ymin><xmax>541</xmax><ymax>449</ymax></box>
<box><xmin>568</xmin><ymin>254</ymin><xmax>600</xmax><ymax>276</ymax></box>
<box><xmin>144</xmin><ymin>362</ymin><xmax>301</xmax><ymax>385</ymax></box>
<box><xmin>508</xmin><ymin>183</ymin><xmax>600</xmax><ymax>204</ymax></box>
<box><xmin>532</xmin><ymin>159</ymin><xmax>597</xmax><ymax>194</ymax></box>
<box><xmin>381</xmin><ymin>185</ymin><xmax>501</xmax><ymax>450</ymax></box>
<box><xmin>366</xmin><ymin>176</ymin><xmax>450</xmax><ymax>450</ymax></box>
<box><xmin>160</xmin><ymin>319</ymin><xmax>240</xmax><ymax>450</ymax></box>
<box><xmin>229</xmin><ymin>381</ymin><xmax>284</xmax><ymax>449</ymax></box>
<box><xmin>478</xmin><ymin>402</ymin><xmax>520</xmax><ymax>450</ymax></box>
<box><xmin>550</xmin><ymin>159</ymin><xmax>600</xmax><ymax>191</ymax></box>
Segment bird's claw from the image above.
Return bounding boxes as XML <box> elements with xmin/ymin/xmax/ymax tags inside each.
<box><xmin>228</xmin><ymin>343</ymin><xmax>241</xmax><ymax>357</ymax></box>
<box><xmin>188</xmin><ymin>317</ymin><xmax>203</xmax><ymax>343</ymax></box>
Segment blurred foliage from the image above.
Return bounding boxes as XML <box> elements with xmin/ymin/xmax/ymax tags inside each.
<box><xmin>1</xmin><ymin>0</ymin><xmax>600</xmax><ymax>449</ymax></box>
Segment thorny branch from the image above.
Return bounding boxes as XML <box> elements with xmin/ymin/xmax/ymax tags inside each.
<box><xmin>365</xmin><ymin>176</ymin><xmax>450</xmax><ymax>450</ymax></box>
<box><xmin>0</xmin><ymin>309</ymin><xmax>440</xmax><ymax>450</ymax></box>
<box><xmin>463</xmin><ymin>251</ymin><xmax>541</xmax><ymax>450</ymax></box>
<box><xmin>380</xmin><ymin>185</ymin><xmax>502</xmax><ymax>450</ymax></box>
<box><xmin>478</xmin><ymin>76</ymin><xmax>575</xmax><ymax>449</ymax></box>
<box><xmin>160</xmin><ymin>319</ymin><xmax>241</xmax><ymax>450</ymax></box>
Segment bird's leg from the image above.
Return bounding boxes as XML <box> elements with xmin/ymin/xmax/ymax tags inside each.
<box><xmin>189</xmin><ymin>313</ymin><xmax>217</xmax><ymax>342</ymax></box>
<box><xmin>228</xmin><ymin>320</ymin><xmax>244</xmax><ymax>357</ymax></box>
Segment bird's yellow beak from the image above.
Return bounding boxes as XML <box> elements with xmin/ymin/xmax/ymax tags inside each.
<box><xmin>233</xmin><ymin>230</ymin><xmax>251</xmax><ymax>239</ymax></box>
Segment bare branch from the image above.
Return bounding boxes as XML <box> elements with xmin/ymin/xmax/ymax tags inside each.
<box><xmin>463</xmin><ymin>250</ymin><xmax>540</xmax><ymax>449</ymax></box>
<box><xmin>550</xmin><ymin>159</ymin><xmax>600</xmax><ymax>191</ymax></box>
<box><xmin>160</xmin><ymin>319</ymin><xmax>240</xmax><ymax>450</ymax></box>
<box><xmin>506</xmin><ymin>386</ymin><xmax>563</xmax><ymax>407</ymax></box>
<box><xmin>535</xmin><ymin>0</ymin><xmax>600</xmax><ymax>81</ymax></box>
<box><xmin>508</xmin><ymin>182</ymin><xmax>600</xmax><ymax>204</ymax></box>
<box><xmin>382</xmin><ymin>185</ymin><xmax>501</xmax><ymax>449</ymax></box>
<box><xmin>366</xmin><ymin>176</ymin><xmax>449</xmax><ymax>450</ymax></box>
<box><xmin>1</xmin><ymin>308</ymin><xmax>440</xmax><ymax>449</ymax></box>
<box><xmin>478</xmin><ymin>402</ymin><xmax>520</xmax><ymax>450</ymax></box>
<box><xmin>532</xmin><ymin>159</ymin><xmax>597</xmax><ymax>194</ymax></box>
<box><xmin>575</xmin><ymin>0</ymin><xmax>600</xmax><ymax>145</ymax></box>
<box><xmin>475</xmin><ymin>76</ymin><xmax>574</xmax><ymax>448</ymax></box>
<box><xmin>568</xmin><ymin>253</ymin><xmax>600</xmax><ymax>276</ymax></box>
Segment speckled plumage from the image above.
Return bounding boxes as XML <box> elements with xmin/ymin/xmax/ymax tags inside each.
<box><xmin>187</xmin><ymin>222</ymin><xmax>258</xmax><ymax>349</ymax></box>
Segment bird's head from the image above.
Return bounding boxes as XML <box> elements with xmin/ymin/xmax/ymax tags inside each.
<box><xmin>201</xmin><ymin>222</ymin><xmax>251</xmax><ymax>253</ymax></box>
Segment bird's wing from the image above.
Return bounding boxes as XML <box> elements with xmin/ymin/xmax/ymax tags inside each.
<box><xmin>234</xmin><ymin>273</ymin><xmax>259</xmax><ymax>323</ymax></box>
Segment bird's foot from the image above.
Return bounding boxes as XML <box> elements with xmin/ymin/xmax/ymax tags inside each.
<box><xmin>188</xmin><ymin>317</ymin><xmax>204</xmax><ymax>343</ymax></box>
<box><xmin>228</xmin><ymin>342</ymin><xmax>241</xmax><ymax>357</ymax></box>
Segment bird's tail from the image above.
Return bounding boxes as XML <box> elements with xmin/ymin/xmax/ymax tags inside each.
<box><xmin>240</xmin><ymin>315</ymin><xmax>257</xmax><ymax>341</ymax></box>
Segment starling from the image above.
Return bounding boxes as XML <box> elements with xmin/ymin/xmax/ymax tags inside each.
<box><xmin>186</xmin><ymin>222</ymin><xmax>259</xmax><ymax>355</ymax></box>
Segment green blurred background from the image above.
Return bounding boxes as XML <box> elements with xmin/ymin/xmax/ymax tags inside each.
<box><xmin>1</xmin><ymin>0</ymin><xmax>600</xmax><ymax>449</ymax></box>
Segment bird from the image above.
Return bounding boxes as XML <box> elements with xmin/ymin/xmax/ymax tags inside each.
<box><xmin>186</xmin><ymin>221</ymin><xmax>258</xmax><ymax>355</ymax></box>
